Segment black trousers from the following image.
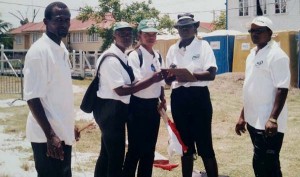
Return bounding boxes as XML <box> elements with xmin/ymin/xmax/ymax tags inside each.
<box><xmin>170</xmin><ymin>86</ymin><xmax>215</xmax><ymax>158</ymax></box>
<box><xmin>31</xmin><ymin>142</ymin><xmax>72</xmax><ymax>177</ymax></box>
<box><xmin>93</xmin><ymin>97</ymin><xmax>128</xmax><ymax>177</ymax></box>
<box><xmin>247</xmin><ymin>124</ymin><xmax>284</xmax><ymax>177</ymax></box>
<box><xmin>123</xmin><ymin>96</ymin><xmax>160</xmax><ymax>177</ymax></box>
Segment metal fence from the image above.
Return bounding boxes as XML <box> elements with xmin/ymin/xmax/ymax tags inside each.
<box><xmin>0</xmin><ymin>45</ymin><xmax>100</xmax><ymax>100</ymax></box>
<box><xmin>0</xmin><ymin>45</ymin><xmax>26</xmax><ymax>100</ymax></box>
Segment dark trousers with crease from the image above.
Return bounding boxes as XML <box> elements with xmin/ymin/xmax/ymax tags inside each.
<box><xmin>93</xmin><ymin>97</ymin><xmax>129</xmax><ymax>177</ymax></box>
<box><xmin>31</xmin><ymin>142</ymin><xmax>72</xmax><ymax>177</ymax></box>
<box><xmin>123</xmin><ymin>95</ymin><xmax>160</xmax><ymax>177</ymax></box>
<box><xmin>247</xmin><ymin>124</ymin><xmax>284</xmax><ymax>177</ymax></box>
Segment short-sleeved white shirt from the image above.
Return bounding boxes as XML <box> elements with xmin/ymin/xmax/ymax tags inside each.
<box><xmin>128</xmin><ymin>45</ymin><xmax>165</xmax><ymax>99</ymax></box>
<box><xmin>243</xmin><ymin>40</ymin><xmax>290</xmax><ymax>133</ymax></box>
<box><xmin>166</xmin><ymin>37</ymin><xmax>217</xmax><ymax>89</ymax></box>
<box><xmin>23</xmin><ymin>33</ymin><xmax>75</xmax><ymax>145</ymax></box>
<box><xmin>96</xmin><ymin>44</ymin><xmax>132</xmax><ymax>104</ymax></box>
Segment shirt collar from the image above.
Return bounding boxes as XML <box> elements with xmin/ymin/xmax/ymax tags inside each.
<box><xmin>42</xmin><ymin>33</ymin><xmax>66</xmax><ymax>51</ymax></box>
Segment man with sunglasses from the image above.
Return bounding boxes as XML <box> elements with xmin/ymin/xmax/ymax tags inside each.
<box><xmin>235</xmin><ymin>16</ymin><xmax>290</xmax><ymax>177</ymax></box>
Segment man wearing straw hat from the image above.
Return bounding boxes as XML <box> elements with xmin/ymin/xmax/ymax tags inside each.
<box><xmin>235</xmin><ymin>16</ymin><xmax>290</xmax><ymax>177</ymax></box>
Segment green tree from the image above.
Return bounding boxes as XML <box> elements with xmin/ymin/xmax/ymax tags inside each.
<box><xmin>0</xmin><ymin>15</ymin><xmax>13</xmax><ymax>49</ymax></box>
<box><xmin>213</xmin><ymin>11</ymin><xmax>226</xmax><ymax>30</ymax></box>
<box><xmin>77</xmin><ymin>0</ymin><xmax>172</xmax><ymax>51</ymax></box>
<box><xmin>158</xmin><ymin>14</ymin><xmax>175</xmax><ymax>34</ymax></box>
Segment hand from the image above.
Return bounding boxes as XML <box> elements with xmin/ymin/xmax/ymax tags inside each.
<box><xmin>74</xmin><ymin>125</ymin><xmax>81</xmax><ymax>141</ymax></box>
<box><xmin>46</xmin><ymin>134</ymin><xmax>64</xmax><ymax>160</ymax></box>
<box><xmin>235</xmin><ymin>117</ymin><xmax>247</xmax><ymax>136</ymax></box>
<box><xmin>151</xmin><ymin>71</ymin><xmax>164</xmax><ymax>83</ymax></box>
<box><xmin>265</xmin><ymin>120</ymin><xmax>278</xmax><ymax>137</ymax></box>
<box><xmin>162</xmin><ymin>70</ymin><xmax>176</xmax><ymax>84</ymax></box>
<box><xmin>158</xmin><ymin>97</ymin><xmax>167</xmax><ymax>111</ymax></box>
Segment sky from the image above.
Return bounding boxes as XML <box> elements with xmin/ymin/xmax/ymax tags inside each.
<box><xmin>0</xmin><ymin>0</ymin><xmax>226</xmax><ymax>28</ymax></box>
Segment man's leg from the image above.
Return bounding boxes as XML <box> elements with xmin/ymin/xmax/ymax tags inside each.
<box><xmin>31</xmin><ymin>142</ymin><xmax>72</xmax><ymax>177</ymax></box>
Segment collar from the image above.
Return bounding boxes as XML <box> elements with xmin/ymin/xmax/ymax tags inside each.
<box><xmin>42</xmin><ymin>33</ymin><xmax>65</xmax><ymax>50</ymax></box>
<box><xmin>110</xmin><ymin>43</ymin><xmax>128</xmax><ymax>63</ymax></box>
<box><xmin>252</xmin><ymin>39</ymin><xmax>276</xmax><ymax>53</ymax></box>
<box><xmin>176</xmin><ymin>37</ymin><xmax>198</xmax><ymax>50</ymax></box>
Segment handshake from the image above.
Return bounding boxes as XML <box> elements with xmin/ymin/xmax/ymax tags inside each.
<box><xmin>151</xmin><ymin>64</ymin><xmax>177</xmax><ymax>85</ymax></box>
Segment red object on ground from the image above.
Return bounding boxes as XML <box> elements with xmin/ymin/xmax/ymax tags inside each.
<box><xmin>153</xmin><ymin>163</ymin><xmax>179</xmax><ymax>171</ymax></box>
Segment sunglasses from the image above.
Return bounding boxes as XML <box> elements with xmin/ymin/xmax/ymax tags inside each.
<box><xmin>248</xmin><ymin>28</ymin><xmax>269</xmax><ymax>34</ymax></box>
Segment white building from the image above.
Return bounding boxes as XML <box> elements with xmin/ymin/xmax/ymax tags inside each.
<box><xmin>227</xmin><ymin>0</ymin><xmax>300</xmax><ymax>32</ymax></box>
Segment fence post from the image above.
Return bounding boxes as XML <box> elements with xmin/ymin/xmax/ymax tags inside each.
<box><xmin>0</xmin><ymin>44</ymin><xmax>4</xmax><ymax>74</ymax></box>
<box><xmin>79</xmin><ymin>50</ymin><xmax>84</xmax><ymax>79</ymax></box>
<box><xmin>72</xmin><ymin>50</ymin><xmax>75</xmax><ymax>69</ymax></box>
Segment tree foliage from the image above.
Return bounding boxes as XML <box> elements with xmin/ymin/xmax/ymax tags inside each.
<box><xmin>0</xmin><ymin>15</ymin><xmax>13</xmax><ymax>49</ymax></box>
<box><xmin>77</xmin><ymin>0</ymin><xmax>173</xmax><ymax>51</ymax></box>
<box><xmin>213</xmin><ymin>11</ymin><xmax>226</xmax><ymax>30</ymax></box>
<box><xmin>158</xmin><ymin>14</ymin><xmax>175</xmax><ymax>34</ymax></box>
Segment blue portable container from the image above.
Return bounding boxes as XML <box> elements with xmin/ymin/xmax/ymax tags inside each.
<box><xmin>203</xmin><ymin>35</ymin><xmax>235</xmax><ymax>74</ymax></box>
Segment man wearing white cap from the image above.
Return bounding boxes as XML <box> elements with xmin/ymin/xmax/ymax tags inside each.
<box><xmin>235</xmin><ymin>16</ymin><xmax>290</xmax><ymax>177</ymax></box>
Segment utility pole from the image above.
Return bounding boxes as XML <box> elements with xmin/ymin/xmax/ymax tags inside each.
<box><xmin>225</xmin><ymin>0</ymin><xmax>228</xmax><ymax>30</ymax></box>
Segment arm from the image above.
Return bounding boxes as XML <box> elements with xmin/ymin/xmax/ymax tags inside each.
<box><xmin>158</xmin><ymin>86</ymin><xmax>167</xmax><ymax>110</ymax></box>
<box><xmin>193</xmin><ymin>67</ymin><xmax>216</xmax><ymax>81</ymax></box>
<box><xmin>235</xmin><ymin>107</ymin><xmax>247</xmax><ymax>136</ymax></box>
<box><xmin>114</xmin><ymin>71</ymin><xmax>163</xmax><ymax>96</ymax></box>
<box><xmin>265</xmin><ymin>88</ymin><xmax>288</xmax><ymax>136</ymax></box>
<box><xmin>27</xmin><ymin>98</ymin><xmax>64</xmax><ymax>160</ymax></box>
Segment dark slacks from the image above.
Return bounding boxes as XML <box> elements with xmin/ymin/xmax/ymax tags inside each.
<box><xmin>171</xmin><ymin>86</ymin><xmax>215</xmax><ymax>158</ymax></box>
<box><xmin>31</xmin><ymin>142</ymin><xmax>72</xmax><ymax>177</ymax></box>
<box><xmin>123</xmin><ymin>96</ymin><xmax>160</xmax><ymax>177</ymax></box>
<box><xmin>247</xmin><ymin>124</ymin><xmax>284</xmax><ymax>177</ymax></box>
<box><xmin>93</xmin><ymin>97</ymin><xmax>128</xmax><ymax>177</ymax></box>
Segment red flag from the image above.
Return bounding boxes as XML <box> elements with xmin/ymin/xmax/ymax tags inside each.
<box><xmin>158</xmin><ymin>108</ymin><xmax>188</xmax><ymax>156</ymax></box>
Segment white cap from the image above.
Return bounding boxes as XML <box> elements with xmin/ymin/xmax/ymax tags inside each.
<box><xmin>251</xmin><ymin>16</ymin><xmax>273</xmax><ymax>32</ymax></box>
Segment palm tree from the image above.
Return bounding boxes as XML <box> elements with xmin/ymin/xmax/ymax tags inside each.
<box><xmin>0</xmin><ymin>15</ymin><xmax>13</xmax><ymax>49</ymax></box>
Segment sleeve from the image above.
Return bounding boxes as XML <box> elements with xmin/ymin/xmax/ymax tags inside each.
<box><xmin>100</xmin><ymin>57</ymin><xmax>127</xmax><ymax>89</ymax></box>
<box><xmin>270</xmin><ymin>55</ymin><xmax>291</xmax><ymax>88</ymax></box>
<box><xmin>128</xmin><ymin>51</ymin><xmax>143</xmax><ymax>81</ymax></box>
<box><xmin>23</xmin><ymin>50</ymin><xmax>48</xmax><ymax>101</ymax></box>
<box><xmin>202</xmin><ymin>41</ymin><xmax>218</xmax><ymax>71</ymax></box>
<box><xmin>166</xmin><ymin>45</ymin><xmax>175</xmax><ymax>68</ymax></box>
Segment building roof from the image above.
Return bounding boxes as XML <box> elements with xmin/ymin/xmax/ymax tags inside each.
<box><xmin>200</xmin><ymin>22</ymin><xmax>214</xmax><ymax>31</ymax></box>
<box><xmin>9</xmin><ymin>13</ymin><xmax>115</xmax><ymax>34</ymax></box>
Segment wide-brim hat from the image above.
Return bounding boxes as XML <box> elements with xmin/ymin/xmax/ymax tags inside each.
<box><xmin>174</xmin><ymin>16</ymin><xmax>200</xmax><ymax>28</ymax></box>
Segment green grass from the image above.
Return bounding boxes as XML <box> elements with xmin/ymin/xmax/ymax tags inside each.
<box><xmin>1</xmin><ymin>73</ymin><xmax>300</xmax><ymax>177</ymax></box>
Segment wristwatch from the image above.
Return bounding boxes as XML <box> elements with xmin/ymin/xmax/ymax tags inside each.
<box><xmin>269</xmin><ymin>117</ymin><xmax>277</xmax><ymax>124</ymax></box>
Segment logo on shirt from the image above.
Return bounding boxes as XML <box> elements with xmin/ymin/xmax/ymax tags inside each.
<box><xmin>192</xmin><ymin>54</ymin><xmax>200</xmax><ymax>60</ymax></box>
<box><xmin>255</xmin><ymin>60</ymin><xmax>263</xmax><ymax>67</ymax></box>
<box><xmin>151</xmin><ymin>64</ymin><xmax>156</xmax><ymax>72</ymax></box>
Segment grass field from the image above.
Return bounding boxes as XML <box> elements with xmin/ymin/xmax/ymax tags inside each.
<box><xmin>0</xmin><ymin>72</ymin><xmax>299</xmax><ymax>177</ymax></box>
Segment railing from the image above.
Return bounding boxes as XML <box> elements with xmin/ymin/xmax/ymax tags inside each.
<box><xmin>70</xmin><ymin>50</ymin><xmax>102</xmax><ymax>79</ymax></box>
<box><xmin>0</xmin><ymin>45</ymin><xmax>26</xmax><ymax>100</ymax></box>
<box><xmin>0</xmin><ymin>45</ymin><xmax>100</xmax><ymax>100</ymax></box>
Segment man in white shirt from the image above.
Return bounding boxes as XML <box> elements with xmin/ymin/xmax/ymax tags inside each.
<box><xmin>164</xmin><ymin>13</ymin><xmax>218</xmax><ymax>177</ymax></box>
<box><xmin>235</xmin><ymin>16</ymin><xmax>290</xmax><ymax>177</ymax></box>
<box><xmin>23</xmin><ymin>2</ymin><xmax>79</xmax><ymax>176</ymax></box>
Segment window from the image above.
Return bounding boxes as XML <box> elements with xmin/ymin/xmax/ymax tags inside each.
<box><xmin>15</xmin><ymin>35</ymin><xmax>22</xmax><ymax>44</ymax></box>
<box><xmin>275</xmin><ymin>0</ymin><xmax>286</xmax><ymax>14</ymax></box>
<box><xmin>257</xmin><ymin>0</ymin><xmax>267</xmax><ymax>15</ymax></box>
<box><xmin>87</xmin><ymin>33</ymin><xmax>100</xmax><ymax>42</ymax></box>
<box><xmin>32</xmin><ymin>33</ymin><xmax>41</xmax><ymax>43</ymax></box>
<box><xmin>239</xmin><ymin>0</ymin><xmax>249</xmax><ymax>16</ymax></box>
<box><xmin>70</xmin><ymin>32</ymin><xmax>83</xmax><ymax>43</ymax></box>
